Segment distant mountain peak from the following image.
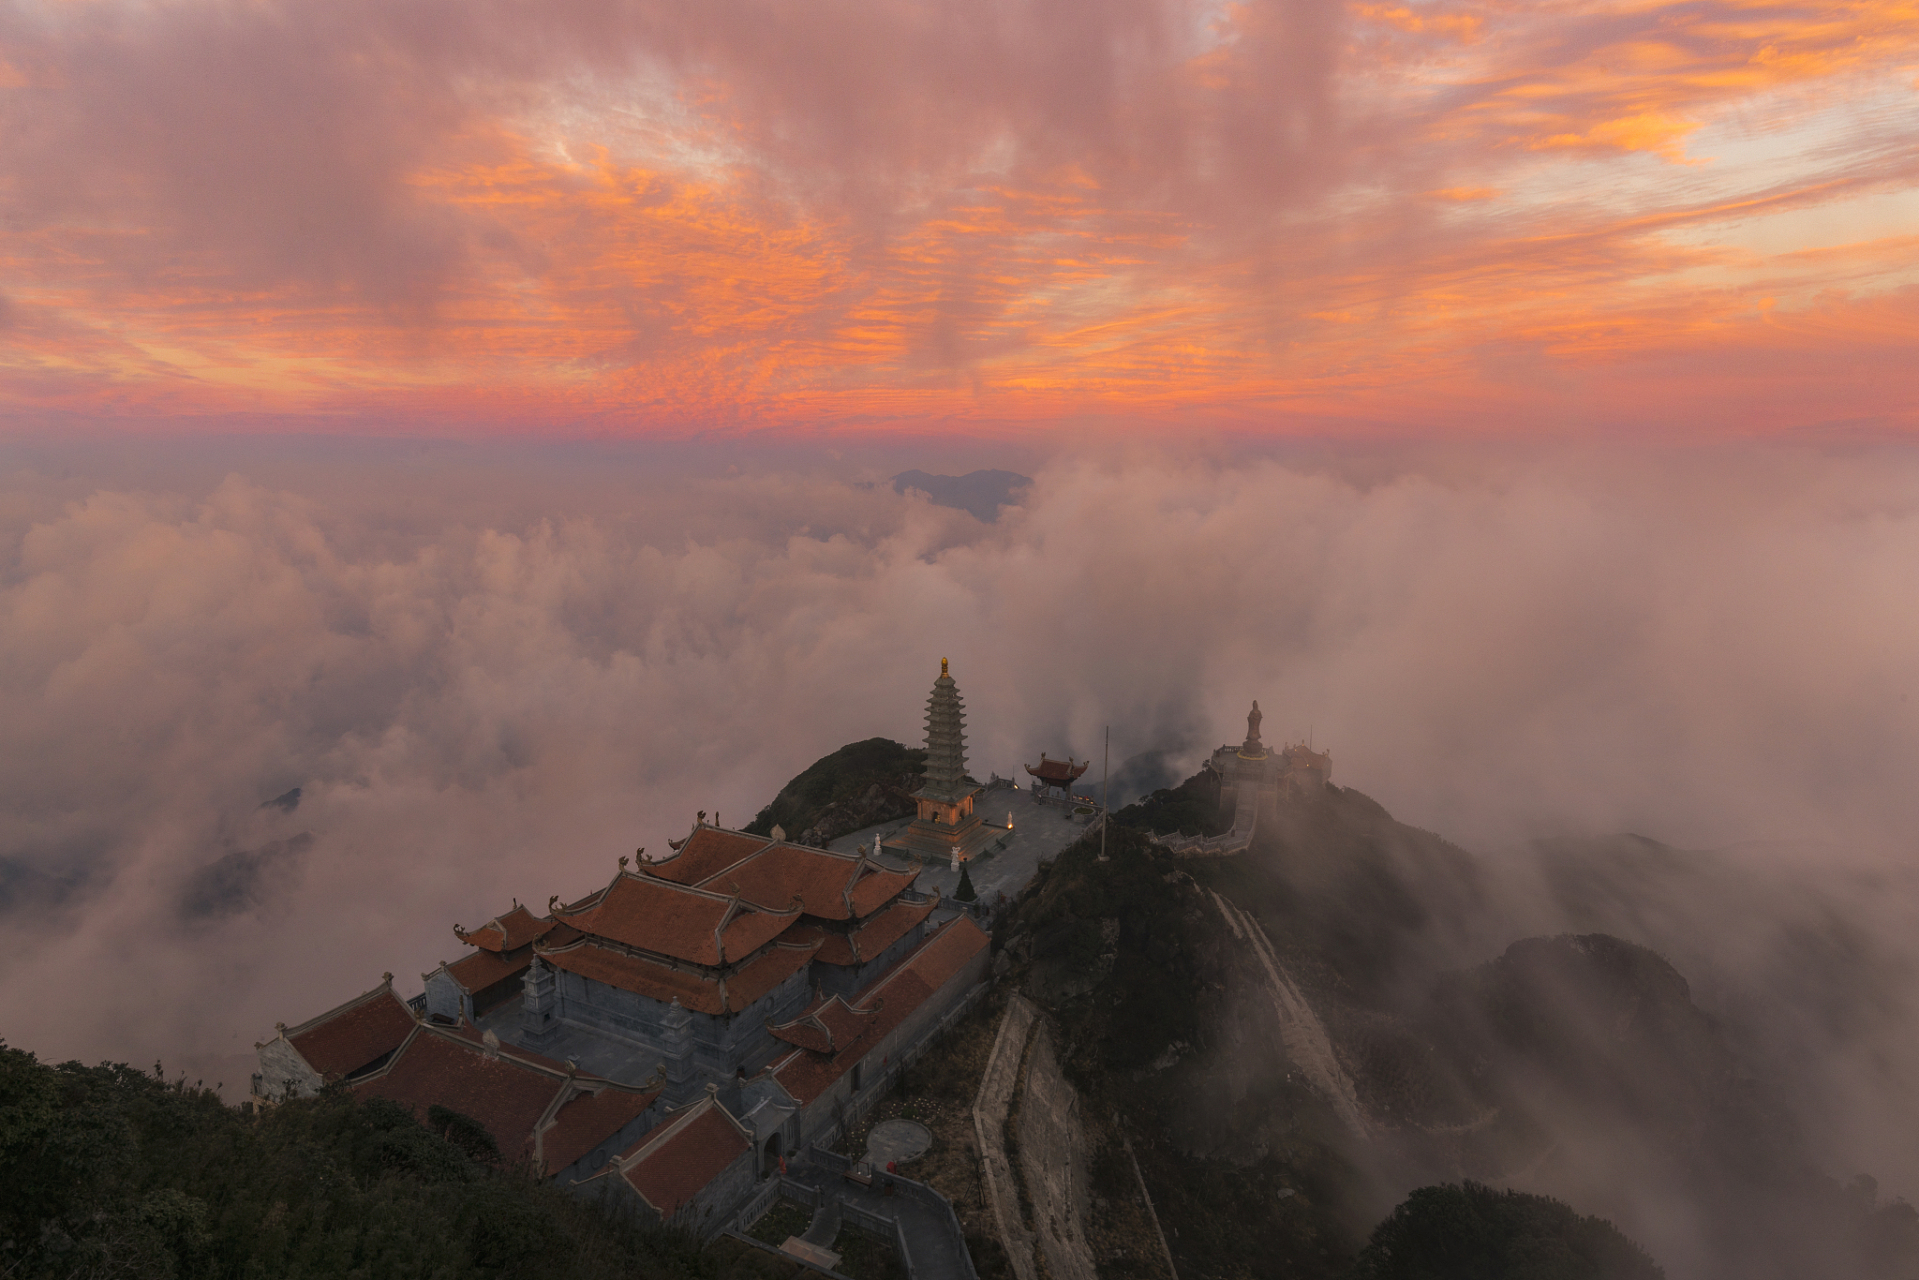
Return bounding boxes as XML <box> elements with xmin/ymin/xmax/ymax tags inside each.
<box><xmin>892</xmin><ymin>469</ymin><xmax>1032</xmax><ymax>522</ymax></box>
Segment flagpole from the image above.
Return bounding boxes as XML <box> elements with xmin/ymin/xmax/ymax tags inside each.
<box><xmin>1101</xmin><ymin>724</ymin><xmax>1110</xmax><ymax>862</ymax></box>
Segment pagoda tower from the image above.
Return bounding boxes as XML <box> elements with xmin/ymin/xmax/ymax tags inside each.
<box><xmin>888</xmin><ymin>659</ymin><xmax>1007</xmax><ymax>864</ymax></box>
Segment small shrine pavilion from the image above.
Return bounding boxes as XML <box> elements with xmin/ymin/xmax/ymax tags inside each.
<box><xmin>1023</xmin><ymin>752</ymin><xmax>1089</xmax><ymax>801</ymax></box>
<box><xmin>887</xmin><ymin>659</ymin><xmax>1008</xmax><ymax>865</ymax></box>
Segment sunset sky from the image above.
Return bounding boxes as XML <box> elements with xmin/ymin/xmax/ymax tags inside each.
<box><xmin>3</xmin><ymin>0</ymin><xmax>1916</xmax><ymax>438</ymax></box>
<box><xmin>10</xmin><ymin>5</ymin><xmax>1919</xmax><ymax>1213</ymax></box>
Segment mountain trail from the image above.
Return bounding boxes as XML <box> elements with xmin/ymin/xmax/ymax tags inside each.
<box><xmin>1209</xmin><ymin>890</ymin><xmax>1370</xmax><ymax>1138</ymax></box>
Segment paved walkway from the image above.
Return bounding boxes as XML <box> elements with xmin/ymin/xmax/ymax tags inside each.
<box><xmin>1209</xmin><ymin>891</ymin><xmax>1369</xmax><ymax>1138</ymax></box>
<box><xmin>786</xmin><ymin>1164</ymin><xmax>975</xmax><ymax>1280</ymax></box>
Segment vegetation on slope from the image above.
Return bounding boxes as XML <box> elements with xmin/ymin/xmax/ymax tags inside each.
<box><xmin>0</xmin><ymin>1044</ymin><xmax>739</xmax><ymax>1280</ymax></box>
<box><xmin>1348</xmin><ymin>1183</ymin><xmax>1665</xmax><ymax>1280</ymax></box>
<box><xmin>1111</xmin><ymin>769</ymin><xmax>1228</xmax><ymax>839</ymax></box>
<box><xmin>993</xmin><ymin>824</ymin><xmax>1368</xmax><ymax>1278</ymax></box>
<box><xmin>743</xmin><ymin>738</ymin><xmax>926</xmax><ymax>846</ymax></box>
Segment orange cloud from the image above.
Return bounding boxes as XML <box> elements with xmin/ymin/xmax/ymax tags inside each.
<box><xmin>1</xmin><ymin>0</ymin><xmax>1916</xmax><ymax>437</ymax></box>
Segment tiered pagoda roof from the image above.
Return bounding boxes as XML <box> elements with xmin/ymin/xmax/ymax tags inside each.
<box><xmin>916</xmin><ymin>658</ymin><xmax>975</xmax><ymax>804</ymax></box>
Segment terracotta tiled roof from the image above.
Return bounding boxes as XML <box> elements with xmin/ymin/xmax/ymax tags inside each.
<box><xmin>617</xmin><ymin>1097</ymin><xmax>750</xmax><ymax>1217</ymax></box>
<box><xmin>539</xmin><ymin>932</ymin><xmax>820</xmax><ymax>1015</ymax></box>
<box><xmin>697</xmin><ymin>842</ymin><xmax>861</xmax><ymax>919</ymax></box>
<box><xmin>356</xmin><ymin>1031</ymin><xmax>556</xmax><ymax>1162</ymax></box>
<box><xmin>724</xmin><ymin>938</ymin><xmax>824</xmax><ymax>1010</ymax></box>
<box><xmin>543</xmin><ymin>943</ymin><xmax>725</xmax><ymax>1013</ymax></box>
<box><xmin>353</xmin><ymin>1024</ymin><xmax>657</xmax><ymax>1175</ymax></box>
<box><xmin>772</xmin><ymin>916</ymin><xmax>988</xmax><ymax>1106</ymax></box>
<box><xmin>557</xmin><ymin>872</ymin><xmax>800</xmax><ymax>965</ymax></box>
<box><xmin>768</xmin><ymin>995</ymin><xmax>881</xmax><ymax>1053</ymax></box>
<box><xmin>541</xmin><ymin>1084</ymin><xmax>661</xmax><ymax>1174</ymax></box>
<box><xmin>695</xmin><ymin>843</ymin><xmax>918</xmax><ymax>922</ymax></box>
<box><xmin>446</xmin><ymin>948</ymin><xmax>531</xmax><ymax>995</ymax></box>
<box><xmin>647</xmin><ymin>828</ymin><xmax>773</xmax><ymax>885</ymax></box>
<box><xmin>458</xmin><ymin>904</ymin><xmax>555</xmax><ymax>953</ymax></box>
<box><xmin>813</xmin><ymin>894</ymin><xmax>940</xmax><ymax>967</ymax></box>
<box><xmin>281</xmin><ymin>982</ymin><xmax>417</xmax><ymax>1082</ymax></box>
<box><xmin>873</xmin><ymin>913</ymin><xmax>991</xmax><ymax>998</ymax></box>
<box><xmin>772</xmin><ymin>1012</ymin><xmax>897</xmax><ymax>1105</ymax></box>
<box><xmin>849</xmin><ymin>863</ymin><xmax>919</xmax><ymax>918</ymax></box>
<box><xmin>1025</xmin><ymin>756</ymin><xmax>1089</xmax><ymax>783</ymax></box>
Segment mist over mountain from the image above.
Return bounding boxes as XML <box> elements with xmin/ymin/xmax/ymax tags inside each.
<box><xmin>3</xmin><ymin>438</ymin><xmax>1919</xmax><ymax>1274</ymax></box>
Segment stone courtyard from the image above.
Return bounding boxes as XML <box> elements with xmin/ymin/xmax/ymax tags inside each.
<box><xmin>832</xmin><ymin>782</ymin><xmax>1097</xmax><ymax>907</ymax></box>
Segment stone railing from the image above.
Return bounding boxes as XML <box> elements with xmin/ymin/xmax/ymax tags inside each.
<box><xmin>1148</xmin><ymin>827</ymin><xmax>1252</xmax><ymax>859</ymax></box>
<box><xmin>807</xmin><ymin>1146</ymin><xmax>977</xmax><ymax>1280</ymax></box>
<box><xmin>726</xmin><ymin>1175</ymin><xmax>793</xmax><ymax>1238</ymax></box>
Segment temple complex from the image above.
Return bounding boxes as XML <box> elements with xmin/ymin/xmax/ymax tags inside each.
<box><xmin>885</xmin><ymin>659</ymin><xmax>1009</xmax><ymax>864</ymax></box>
<box><xmin>1206</xmin><ymin>699</ymin><xmax>1332</xmax><ymax>825</ymax></box>
<box><xmin>1151</xmin><ymin>698</ymin><xmax>1335</xmax><ymax>858</ymax></box>
<box><xmin>252</xmin><ymin>667</ymin><xmax>997</xmax><ymax>1236</ymax></box>
<box><xmin>1023</xmin><ymin>752</ymin><xmax>1089</xmax><ymax>801</ymax></box>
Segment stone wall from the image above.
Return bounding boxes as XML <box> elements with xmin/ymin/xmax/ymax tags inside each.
<box><xmin>673</xmin><ymin>1144</ymin><xmax>762</xmax><ymax>1239</ymax></box>
<box><xmin>795</xmin><ymin>943</ymin><xmax>992</xmax><ymax>1150</ymax></box>
<box><xmin>253</xmin><ymin>1036</ymin><xmax>323</xmax><ymax>1102</ymax></box>
<box><xmin>423</xmin><ymin>968</ymin><xmax>469</xmax><ymax>1022</ymax></box>
<box><xmin>554</xmin><ymin>961</ymin><xmax>813</xmax><ymax>1078</ymax></box>
<box><xmin>1016</xmin><ymin>1021</ymin><xmax>1098</xmax><ymax>1280</ymax></box>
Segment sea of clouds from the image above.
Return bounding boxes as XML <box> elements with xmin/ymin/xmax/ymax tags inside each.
<box><xmin>3</xmin><ymin>437</ymin><xmax>1918</xmax><ymax>1207</ymax></box>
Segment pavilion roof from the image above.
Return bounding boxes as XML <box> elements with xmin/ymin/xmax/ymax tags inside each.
<box><xmin>274</xmin><ymin>979</ymin><xmax>417</xmax><ymax>1083</ymax></box>
<box><xmin>1025</xmin><ymin>755</ymin><xmax>1089</xmax><ymax>784</ymax></box>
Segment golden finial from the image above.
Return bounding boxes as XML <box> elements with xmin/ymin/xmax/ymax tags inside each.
<box><xmin>619</xmin><ymin>854</ymin><xmax>629</xmax><ymax>871</ymax></box>
<box><xmin>941</xmin><ymin>657</ymin><xmax>949</xmax><ymax>677</ymax></box>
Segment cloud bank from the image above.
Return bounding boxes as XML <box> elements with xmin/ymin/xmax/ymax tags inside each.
<box><xmin>4</xmin><ymin>443</ymin><xmax>1918</xmax><ymax>1122</ymax></box>
<box><xmin>1</xmin><ymin>0</ymin><xmax>1915</xmax><ymax>432</ymax></box>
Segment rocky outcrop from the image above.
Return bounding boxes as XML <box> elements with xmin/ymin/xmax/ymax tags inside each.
<box><xmin>796</xmin><ymin>778</ymin><xmax>922</xmax><ymax>847</ymax></box>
